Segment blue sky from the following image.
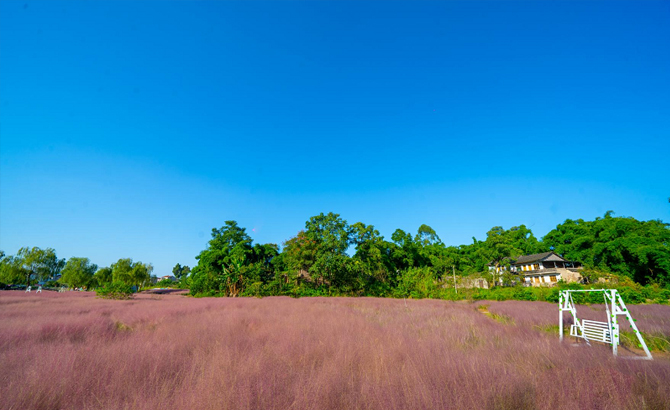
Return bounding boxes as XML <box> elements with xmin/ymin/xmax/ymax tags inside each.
<box><xmin>1</xmin><ymin>0</ymin><xmax>668</xmax><ymax>275</ymax></box>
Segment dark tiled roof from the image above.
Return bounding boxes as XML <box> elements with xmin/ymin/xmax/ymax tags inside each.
<box><xmin>513</xmin><ymin>252</ymin><xmax>564</xmax><ymax>265</ymax></box>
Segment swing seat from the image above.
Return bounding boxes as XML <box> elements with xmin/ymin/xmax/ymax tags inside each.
<box><xmin>571</xmin><ymin>320</ymin><xmax>612</xmax><ymax>344</ymax></box>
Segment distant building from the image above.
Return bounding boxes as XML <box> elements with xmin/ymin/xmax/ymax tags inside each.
<box><xmin>489</xmin><ymin>252</ymin><xmax>582</xmax><ymax>286</ymax></box>
<box><xmin>157</xmin><ymin>275</ymin><xmax>177</xmax><ymax>282</ymax></box>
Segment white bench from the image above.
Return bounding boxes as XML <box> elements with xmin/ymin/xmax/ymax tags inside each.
<box><xmin>570</xmin><ymin>320</ymin><xmax>612</xmax><ymax>344</ymax></box>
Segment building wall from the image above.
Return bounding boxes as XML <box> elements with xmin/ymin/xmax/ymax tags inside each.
<box><xmin>524</xmin><ymin>268</ymin><xmax>582</xmax><ymax>287</ymax></box>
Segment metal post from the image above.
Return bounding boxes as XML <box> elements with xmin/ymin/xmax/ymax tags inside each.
<box><xmin>615</xmin><ymin>290</ymin><xmax>652</xmax><ymax>360</ymax></box>
<box><xmin>453</xmin><ymin>265</ymin><xmax>457</xmax><ymax>294</ymax></box>
<box><xmin>559</xmin><ymin>291</ymin><xmax>564</xmax><ymax>342</ymax></box>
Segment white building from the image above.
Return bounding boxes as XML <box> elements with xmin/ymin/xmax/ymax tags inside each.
<box><xmin>489</xmin><ymin>252</ymin><xmax>582</xmax><ymax>286</ymax></box>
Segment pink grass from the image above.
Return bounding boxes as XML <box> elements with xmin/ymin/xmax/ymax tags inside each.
<box><xmin>1</xmin><ymin>291</ymin><xmax>669</xmax><ymax>409</ymax></box>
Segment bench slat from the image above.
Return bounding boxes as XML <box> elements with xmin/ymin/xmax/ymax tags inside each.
<box><xmin>582</xmin><ymin>320</ymin><xmax>610</xmax><ymax>328</ymax></box>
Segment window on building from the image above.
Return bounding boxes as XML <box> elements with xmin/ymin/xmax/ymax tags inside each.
<box><xmin>550</xmin><ymin>276</ymin><xmax>558</xmax><ymax>283</ymax></box>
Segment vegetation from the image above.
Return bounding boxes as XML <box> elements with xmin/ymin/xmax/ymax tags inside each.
<box><xmin>95</xmin><ymin>281</ymin><xmax>134</xmax><ymax>300</ymax></box>
<box><xmin>0</xmin><ymin>250</ymin><xmax>153</xmax><ymax>294</ymax></box>
<box><xmin>2</xmin><ymin>211</ymin><xmax>669</xmax><ymax>303</ymax></box>
<box><xmin>60</xmin><ymin>257</ymin><xmax>98</xmax><ymax>289</ymax></box>
<box><xmin>189</xmin><ymin>211</ymin><xmax>669</xmax><ymax>299</ymax></box>
<box><xmin>0</xmin><ymin>247</ymin><xmax>64</xmax><ymax>286</ymax></box>
<box><xmin>172</xmin><ymin>263</ymin><xmax>191</xmax><ymax>281</ymax></box>
<box><xmin>543</xmin><ymin>211</ymin><xmax>670</xmax><ymax>285</ymax></box>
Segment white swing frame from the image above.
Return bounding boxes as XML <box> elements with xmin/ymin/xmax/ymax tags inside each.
<box><xmin>559</xmin><ymin>289</ymin><xmax>652</xmax><ymax>360</ymax></box>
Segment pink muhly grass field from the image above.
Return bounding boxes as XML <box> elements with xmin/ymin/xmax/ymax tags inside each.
<box><xmin>1</xmin><ymin>292</ymin><xmax>669</xmax><ymax>410</ymax></box>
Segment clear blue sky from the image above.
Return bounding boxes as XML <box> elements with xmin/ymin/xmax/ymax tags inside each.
<box><xmin>1</xmin><ymin>0</ymin><xmax>668</xmax><ymax>276</ymax></box>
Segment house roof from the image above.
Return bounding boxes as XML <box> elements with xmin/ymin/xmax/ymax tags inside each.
<box><xmin>513</xmin><ymin>252</ymin><xmax>566</xmax><ymax>265</ymax></box>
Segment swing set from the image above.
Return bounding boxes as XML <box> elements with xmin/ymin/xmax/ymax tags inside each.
<box><xmin>558</xmin><ymin>289</ymin><xmax>652</xmax><ymax>360</ymax></box>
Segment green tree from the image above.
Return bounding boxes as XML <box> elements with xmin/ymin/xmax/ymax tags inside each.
<box><xmin>132</xmin><ymin>262</ymin><xmax>153</xmax><ymax>290</ymax></box>
<box><xmin>304</xmin><ymin>212</ymin><xmax>353</xmax><ymax>292</ymax></box>
<box><xmin>15</xmin><ymin>247</ymin><xmax>64</xmax><ymax>285</ymax></box>
<box><xmin>351</xmin><ymin>222</ymin><xmax>396</xmax><ymax>290</ymax></box>
<box><xmin>0</xmin><ymin>252</ymin><xmax>25</xmax><ymax>285</ymax></box>
<box><xmin>111</xmin><ymin>258</ymin><xmax>153</xmax><ymax>290</ymax></box>
<box><xmin>416</xmin><ymin>224</ymin><xmax>441</xmax><ymax>246</ymax></box>
<box><xmin>95</xmin><ymin>266</ymin><xmax>113</xmax><ymax>285</ymax></box>
<box><xmin>61</xmin><ymin>257</ymin><xmax>98</xmax><ymax>289</ymax></box>
<box><xmin>282</xmin><ymin>230</ymin><xmax>319</xmax><ymax>285</ymax></box>
<box><xmin>190</xmin><ymin>221</ymin><xmax>277</xmax><ymax>296</ymax></box>
<box><xmin>112</xmin><ymin>258</ymin><xmax>135</xmax><ymax>284</ymax></box>
<box><xmin>391</xmin><ymin>229</ymin><xmax>425</xmax><ymax>270</ymax></box>
<box><xmin>172</xmin><ymin>263</ymin><xmax>192</xmax><ymax>281</ymax></box>
<box><xmin>543</xmin><ymin>212</ymin><xmax>670</xmax><ymax>285</ymax></box>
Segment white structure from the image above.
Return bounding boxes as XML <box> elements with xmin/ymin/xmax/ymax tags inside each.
<box><xmin>489</xmin><ymin>252</ymin><xmax>582</xmax><ymax>286</ymax></box>
<box><xmin>559</xmin><ymin>289</ymin><xmax>652</xmax><ymax>360</ymax></box>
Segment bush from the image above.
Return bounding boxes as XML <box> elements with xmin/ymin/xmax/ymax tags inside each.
<box><xmin>619</xmin><ymin>287</ymin><xmax>645</xmax><ymax>304</ymax></box>
<box><xmin>155</xmin><ymin>279</ymin><xmax>175</xmax><ymax>288</ymax></box>
<box><xmin>393</xmin><ymin>267</ymin><xmax>440</xmax><ymax>299</ymax></box>
<box><xmin>96</xmin><ymin>281</ymin><xmax>134</xmax><ymax>300</ymax></box>
<box><xmin>513</xmin><ymin>287</ymin><xmax>537</xmax><ymax>301</ymax></box>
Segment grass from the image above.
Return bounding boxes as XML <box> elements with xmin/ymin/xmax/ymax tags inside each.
<box><xmin>476</xmin><ymin>304</ymin><xmax>515</xmax><ymax>325</ymax></box>
<box><xmin>1</xmin><ymin>291</ymin><xmax>670</xmax><ymax>409</ymax></box>
<box><xmin>483</xmin><ymin>300</ymin><xmax>670</xmax><ymax>351</ymax></box>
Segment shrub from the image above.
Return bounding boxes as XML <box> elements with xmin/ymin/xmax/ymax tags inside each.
<box><xmin>513</xmin><ymin>287</ymin><xmax>537</xmax><ymax>301</ymax></box>
<box><xmin>394</xmin><ymin>267</ymin><xmax>440</xmax><ymax>299</ymax></box>
<box><xmin>96</xmin><ymin>281</ymin><xmax>134</xmax><ymax>300</ymax></box>
<box><xmin>155</xmin><ymin>279</ymin><xmax>175</xmax><ymax>288</ymax></box>
<box><xmin>619</xmin><ymin>287</ymin><xmax>645</xmax><ymax>304</ymax></box>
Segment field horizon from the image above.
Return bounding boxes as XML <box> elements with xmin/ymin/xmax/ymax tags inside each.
<box><xmin>2</xmin><ymin>291</ymin><xmax>669</xmax><ymax>410</ymax></box>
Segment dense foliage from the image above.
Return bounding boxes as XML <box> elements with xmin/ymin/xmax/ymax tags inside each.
<box><xmin>188</xmin><ymin>221</ymin><xmax>278</xmax><ymax>296</ymax></box>
<box><xmin>543</xmin><ymin>211</ymin><xmax>670</xmax><ymax>285</ymax></box>
<box><xmin>2</xmin><ymin>212</ymin><xmax>669</xmax><ymax>302</ymax></box>
<box><xmin>95</xmin><ymin>281</ymin><xmax>134</xmax><ymax>300</ymax></box>
<box><xmin>0</xmin><ymin>248</ymin><xmax>153</xmax><ymax>293</ymax></box>
<box><xmin>0</xmin><ymin>247</ymin><xmax>64</xmax><ymax>286</ymax></box>
<box><xmin>187</xmin><ymin>212</ymin><xmax>669</xmax><ymax>299</ymax></box>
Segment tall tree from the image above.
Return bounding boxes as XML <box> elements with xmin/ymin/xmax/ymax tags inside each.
<box><xmin>61</xmin><ymin>257</ymin><xmax>98</xmax><ymax>289</ymax></box>
<box><xmin>0</xmin><ymin>252</ymin><xmax>25</xmax><ymax>285</ymax></box>
<box><xmin>112</xmin><ymin>258</ymin><xmax>135</xmax><ymax>284</ymax></box>
<box><xmin>15</xmin><ymin>247</ymin><xmax>64</xmax><ymax>285</ymax></box>
<box><xmin>132</xmin><ymin>262</ymin><xmax>153</xmax><ymax>290</ymax></box>
<box><xmin>416</xmin><ymin>224</ymin><xmax>441</xmax><ymax>246</ymax></box>
<box><xmin>282</xmin><ymin>230</ymin><xmax>319</xmax><ymax>285</ymax></box>
<box><xmin>172</xmin><ymin>263</ymin><xmax>191</xmax><ymax>280</ymax></box>
<box><xmin>351</xmin><ymin>222</ymin><xmax>396</xmax><ymax>289</ymax></box>
<box><xmin>110</xmin><ymin>258</ymin><xmax>153</xmax><ymax>289</ymax></box>
<box><xmin>304</xmin><ymin>212</ymin><xmax>353</xmax><ymax>292</ymax></box>
<box><xmin>95</xmin><ymin>267</ymin><xmax>113</xmax><ymax>285</ymax></box>
<box><xmin>190</xmin><ymin>221</ymin><xmax>276</xmax><ymax>296</ymax></box>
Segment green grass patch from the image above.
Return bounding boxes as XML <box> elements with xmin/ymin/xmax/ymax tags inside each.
<box><xmin>619</xmin><ymin>331</ymin><xmax>670</xmax><ymax>353</ymax></box>
<box><xmin>477</xmin><ymin>305</ymin><xmax>515</xmax><ymax>325</ymax></box>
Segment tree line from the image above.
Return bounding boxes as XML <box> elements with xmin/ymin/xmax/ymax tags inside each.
<box><xmin>187</xmin><ymin>211</ymin><xmax>670</xmax><ymax>297</ymax></box>
<box><xmin>0</xmin><ymin>248</ymin><xmax>153</xmax><ymax>291</ymax></box>
<box><xmin>2</xmin><ymin>211</ymin><xmax>668</xmax><ymax>296</ymax></box>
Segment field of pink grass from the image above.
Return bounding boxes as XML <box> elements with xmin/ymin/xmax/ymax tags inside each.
<box><xmin>1</xmin><ymin>291</ymin><xmax>670</xmax><ymax>410</ymax></box>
